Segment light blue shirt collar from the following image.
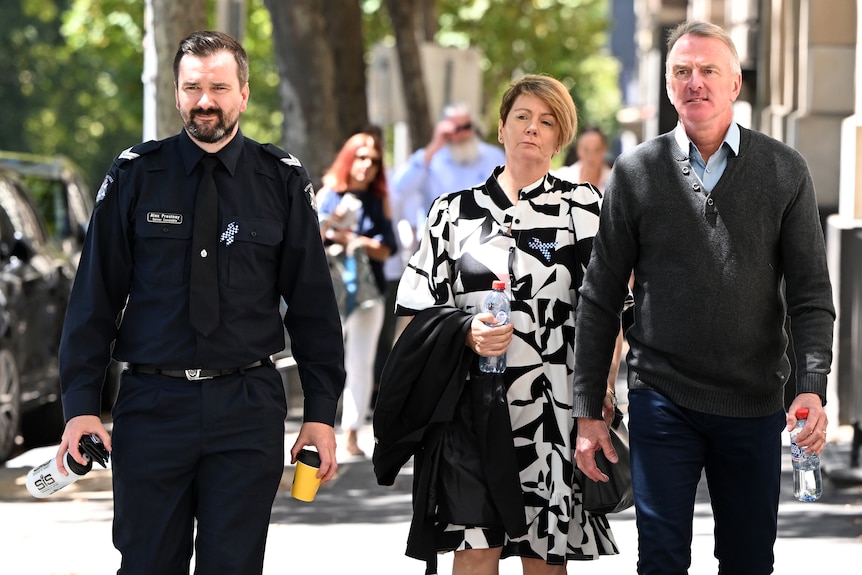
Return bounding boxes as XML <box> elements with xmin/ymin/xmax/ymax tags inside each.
<box><xmin>673</xmin><ymin>122</ymin><xmax>740</xmax><ymax>158</ymax></box>
<box><xmin>673</xmin><ymin>122</ymin><xmax>739</xmax><ymax>193</ymax></box>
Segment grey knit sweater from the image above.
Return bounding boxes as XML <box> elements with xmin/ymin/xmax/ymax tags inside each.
<box><xmin>573</xmin><ymin>126</ymin><xmax>835</xmax><ymax>419</ymax></box>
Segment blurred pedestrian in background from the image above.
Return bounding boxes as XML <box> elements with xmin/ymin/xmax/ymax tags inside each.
<box><xmin>553</xmin><ymin>126</ymin><xmax>611</xmax><ymax>192</ymax></box>
<box><xmin>392</xmin><ymin>102</ymin><xmax>505</xmax><ymax>233</ymax></box>
<box><xmin>377</xmin><ymin>74</ymin><xmax>621</xmax><ymax>575</ymax></box>
<box><xmin>318</xmin><ymin>131</ymin><xmax>397</xmax><ymax>457</ymax></box>
<box><xmin>375</xmin><ymin>103</ymin><xmax>506</xmax><ymax>389</ymax></box>
<box><xmin>554</xmin><ymin>126</ymin><xmax>633</xmax><ymax>334</ymax></box>
<box><xmin>55</xmin><ymin>30</ymin><xmax>344</xmax><ymax>575</ymax></box>
<box><xmin>573</xmin><ymin>20</ymin><xmax>835</xmax><ymax>575</ymax></box>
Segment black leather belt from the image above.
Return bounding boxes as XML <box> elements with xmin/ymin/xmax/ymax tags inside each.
<box><xmin>131</xmin><ymin>360</ymin><xmax>266</xmax><ymax>380</ymax></box>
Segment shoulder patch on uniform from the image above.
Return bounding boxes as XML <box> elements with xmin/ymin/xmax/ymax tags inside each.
<box><xmin>304</xmin><ymin>182</ymin><xmax>317</xmax><ymax>213</ymax></box>
<box><xmin>96</xmin><ymin>175</ymin><xmax>113</xmax><ymax>204</ymax></box>
<box><xmin>262</xmin><ymin>143</ymin><xmax>303</xmax><ymax>168</ymax></box>
<box><xmin>117</xmin><ymin>140</ymin><xmax>161</xmax><ymax>163</ymax></box>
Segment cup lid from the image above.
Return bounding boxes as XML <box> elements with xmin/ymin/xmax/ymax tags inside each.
<box><xmin>297</xmin><ymin>448</ymin><xmax>321</xmax><ymax>468</ymax></box>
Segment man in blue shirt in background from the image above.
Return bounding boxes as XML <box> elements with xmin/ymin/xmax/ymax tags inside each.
<box><xmin>375</xmin><ymin>103</ymin><xmax>505</xmax><ymax>385</ymax></box>
<box><xmin>391</xmin><ymin>102</ymin><xmax>505</xmax><ymax>239</ymax></box>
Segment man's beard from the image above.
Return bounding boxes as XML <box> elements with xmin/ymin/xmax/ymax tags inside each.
<box><xmin>183</xmin><ymin>108</ymin><xmax>237</xmax><ymax>144</ymax></box>
<box><xmin>448</xmin><ymin>137</ymin><xmax>480</xmax><ymax>165</ymax></box>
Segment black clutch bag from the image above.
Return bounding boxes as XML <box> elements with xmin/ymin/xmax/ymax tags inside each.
<box><xmin>575</xmin><ymin>408</ymin><xmax>634</xmax><ymax>514</ymax></box>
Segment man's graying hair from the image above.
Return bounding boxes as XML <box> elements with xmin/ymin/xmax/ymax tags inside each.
<box><xmin>666</xmin><ymin>21</ymin><xmax>742</xmax><ymax>76</ymax></box>
<box><xmin>173</xmin><ymin>30</ymin><xmax>249</xmax><ymax>86</ymax></box>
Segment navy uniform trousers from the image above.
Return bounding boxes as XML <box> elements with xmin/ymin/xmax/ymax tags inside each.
<box><xmin>628</xmin><ymin>388</ymin><xmax>786</xmax><ymax>575</ymax></box>
<box><xmin>111</xmin><ymin>364</ymin><xmax>287</xmax><ymax>575</ymax></box>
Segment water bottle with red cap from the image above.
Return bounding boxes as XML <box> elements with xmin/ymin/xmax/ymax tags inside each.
<box><xmin>790</xmin><ymin>407</ymin><xmax>823</xmax><ymax>502</ymax></box>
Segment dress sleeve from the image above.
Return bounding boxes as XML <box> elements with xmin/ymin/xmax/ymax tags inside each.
<box><xmin>395</xmin><ymin>194</ymin><xmax>455</xmax><ymax>314</ymax></box>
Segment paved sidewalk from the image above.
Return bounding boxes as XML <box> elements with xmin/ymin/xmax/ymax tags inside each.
<box><xmin>275</xmin><ymin>419</ymin><xmax>862</xmax><ymax>575</ymax></box>
<box><xmin>1</xmin><ymin>415</ymin><xmax>860</xmax><ymax>574</ymax></box>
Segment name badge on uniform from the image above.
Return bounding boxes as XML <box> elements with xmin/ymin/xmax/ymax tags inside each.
<box><xmin>147</xmin><ymin>212</ymin><xmax>183</xmax><ymax>224</ymax></box>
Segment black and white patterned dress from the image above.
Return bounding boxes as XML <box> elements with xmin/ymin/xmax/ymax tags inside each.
<box><xmin>396</xmin><ymin>167</ymin><xmax>618</xmax><ymax>563</ymax></box>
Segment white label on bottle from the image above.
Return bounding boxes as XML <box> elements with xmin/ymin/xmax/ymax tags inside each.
<box><xmin>790</xmin><ymin>440</ymin><xmax>805</xmax><ymax>461</ymax></box>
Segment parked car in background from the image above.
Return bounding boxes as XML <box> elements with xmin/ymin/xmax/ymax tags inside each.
<box><xmin>0</xmin><ymin>152</ymin><xmax>92</xmax><ymax>262</ymax></box>
<box><xmin>0</xmin><ymin>151</ymin><xmax>130</xmax><ymax>464</ymax></box>
<box><xmin>0</xmin><ymin>167</ymin><xmax>75</xmax><ymax>462</ymax></box>
<box><xmin>0</xmin><ymin>152</ymin><xmax>298</xmax><ymax>454</ymax></box>
<box><xmin>0</xmin><ymin>151</ymin><xmax>123</xmax><ymax>413</ymax></box>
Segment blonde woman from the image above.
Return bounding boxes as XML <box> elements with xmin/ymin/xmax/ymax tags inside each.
<box><xmin>379</xmin><ymin>75</ymin><xmax>621</xmax><ymax>575</ymax></box>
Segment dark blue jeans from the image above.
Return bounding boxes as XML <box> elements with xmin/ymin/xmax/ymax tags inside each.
<box><xmin>628</xmin><ymin>389</ymin><xmax>785</xmax><ymax>575</ymax></box>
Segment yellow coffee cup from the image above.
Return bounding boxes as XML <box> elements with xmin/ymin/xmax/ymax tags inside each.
<box><xmin>291</xmin><ymin>448</ymin><xmax>322</xmax><ymax>502</ymax></box>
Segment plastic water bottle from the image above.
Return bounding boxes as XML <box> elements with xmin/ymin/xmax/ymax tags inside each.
<box><xmin>790</xmin><ymin>407</ymin><xmax>823</xmax><ymax>502</ymax></box>
<box><xmin>478</xmin><ymin>280</ymin><xmax>510</xmax><ymax>373</ymax></box>
<box><xmin>25</xmin><ymin>435</ymin><xmax>109</xmax><ymax>498</ymax></box>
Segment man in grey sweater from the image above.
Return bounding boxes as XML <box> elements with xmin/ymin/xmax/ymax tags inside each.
<box><xmin>572</xmin><ymin>21</ymin><xmax>835</xmax><ymax>575</ymax></box>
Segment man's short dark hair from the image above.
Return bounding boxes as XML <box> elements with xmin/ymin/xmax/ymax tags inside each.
<box><xmin>173</xmin><ymin>30</ymin><xmax>249</xmax><ymax>86</ymax></box>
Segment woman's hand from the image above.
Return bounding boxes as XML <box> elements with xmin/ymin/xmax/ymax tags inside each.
<box><xmin>324</xmin><ymin>227</ymin><xmax>356</xmax><ymax>246</ymax></box>
<box><xmin>602</xmin><ymin>388</ymin><xmax>617</xmax><ymax>427</ymax></box>
<box><xmin>465</xmin><ymin>312</ymin><xmax>513</xmax><ymax>357</ymax></box>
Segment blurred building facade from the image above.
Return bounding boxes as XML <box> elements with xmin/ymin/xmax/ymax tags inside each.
<box><xmin>624</xmin><ymin>0</ymin><xmax>861</xmax><ymax>426</ymax></box>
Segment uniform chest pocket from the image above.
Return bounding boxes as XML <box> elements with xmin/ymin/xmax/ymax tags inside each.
<box><xmin>134</xmin><ymin>211</ymin><xmax>192</xmax><ymax>286</ymax></box>
<box><xmin>223</xmin><ymin>217</ymin><xmax>283</xmax><ymax>288</ymax></box>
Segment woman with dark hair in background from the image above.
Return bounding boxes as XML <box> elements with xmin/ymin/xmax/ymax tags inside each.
<box><xmin>553</xmin><ymin>126</ymin><xmax>611</xmax><ymax>192</ymax></box>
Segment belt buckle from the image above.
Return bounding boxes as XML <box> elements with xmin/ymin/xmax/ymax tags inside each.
<box><xmin>185</xmin><ymin>369</ymin><xmax>212</xmax><ymax>381</ymax></box>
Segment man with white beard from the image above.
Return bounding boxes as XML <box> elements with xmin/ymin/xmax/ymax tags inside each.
<box><xmin>392</xmin><ymin>102</ymin><xmax>505</xmax><ymax>237</ymax></box>
<box><xmin>374</xmin><ymin>103</ymin><xmax>504</xmax><ymax>388</ymax></box>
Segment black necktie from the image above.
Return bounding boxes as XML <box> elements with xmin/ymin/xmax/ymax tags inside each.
<box><xmin>189</xmin><ymin>155</ymin><xmax>220</xmax><ymax>335</ymax></box>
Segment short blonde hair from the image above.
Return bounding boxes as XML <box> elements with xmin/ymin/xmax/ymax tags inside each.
<box><xmin>499</xmin><ymin>74</ymin><xmax>577</xmax><ymax>150</ymax></box>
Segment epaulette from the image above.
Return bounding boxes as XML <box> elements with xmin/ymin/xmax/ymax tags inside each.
<box><xmin>116</xmin><ymin>140</ymin><xmax>161</xmax><ymax>163</ymax></box>
<box><xmin>262</xmin><ymin>143</ymin><xmax>316</xmax><ymax>212</ymax></box>
<box><xmin>262</xmin><ymin>143</ymin><xmax>303</xmax><ymax>169</ymax></box>
<box><xmin>96</xmin><ymin>141</ymin><xmax>161</xmax><ymax>204</ymax></box>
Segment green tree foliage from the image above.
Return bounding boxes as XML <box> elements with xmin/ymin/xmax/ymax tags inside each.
<box><xmin>362</xmin><ymin>0</ymin><xmax>621</xmax><ymax>150</ymax></box>
<box><xmin>2</xmin><ymin>0</ymin><xmax>619</xmax><ymax>187</ymax></box>
<box><xmin>1</xmin><ymin>0</ymin><xmax>279</xmax><ymax>189</ymax></box>
<box><xmin>232</xmin><ymin>0</ymin><xmax>281</xmax><ymax>148</ymax></box>
<box><xmin>444</xmin><ymin>0</ymin><xmax>620</xmax><ymax>134</ymax></box>
<box><xmin>1</xmin><ymin>0</ymin><xmax>145</xmax><ymax>188</ymax></box>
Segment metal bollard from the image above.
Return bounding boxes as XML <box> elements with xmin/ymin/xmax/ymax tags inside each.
<box><xmin>851</xmin><ymin>419</ymin><xmax>861</xmax><ymax>469</ymax></box>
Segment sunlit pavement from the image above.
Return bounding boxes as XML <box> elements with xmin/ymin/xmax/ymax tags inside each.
<box><xmin>1</xmin><ymin>388</ymin><xmax>860</xmax><ymax>575</ymax></box>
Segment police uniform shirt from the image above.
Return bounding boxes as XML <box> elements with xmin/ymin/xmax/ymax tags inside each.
<box><xmin>59</xmin><ymin>129</ymin><xmax>345</xmax><ymax>424</ymax></box>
